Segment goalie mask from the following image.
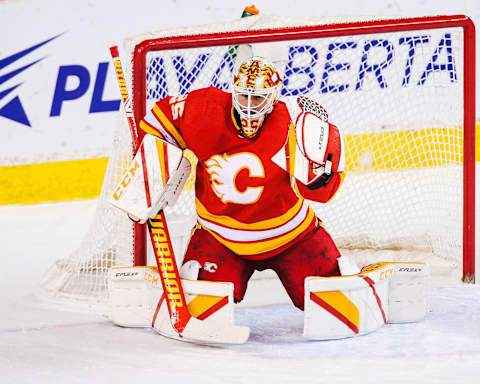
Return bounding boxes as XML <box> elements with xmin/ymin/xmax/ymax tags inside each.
<box><xmin>232</xmin><ymin>57</ymin><xmax>282</xmax><ymax>139</ymax></box>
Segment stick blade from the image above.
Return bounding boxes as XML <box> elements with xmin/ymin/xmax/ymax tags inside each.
<box><xmin>182</xmin><ymin>318</ymin><xmax>250</xmax><ymax>344</ymax></box>
<box><xmin>154</xmin><ymin>317</ymin><xmax>250</xmax><ymax>345</ymax></box>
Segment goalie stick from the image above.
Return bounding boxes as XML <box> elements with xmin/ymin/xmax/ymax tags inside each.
<box><xmin>109</xmin><ymin>47</ymin><xmax>248</xmax><ymax>344</ymax></box>
<box><xmin>110</xmin><ymin>46</ymin><xmax>191</xmax><ymax>333</ymax></box>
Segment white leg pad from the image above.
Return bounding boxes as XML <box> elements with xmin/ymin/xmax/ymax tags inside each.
<box><xmin>108</xmin><ymin>266</ymin><xmax>249</xmax><ymax>344</ymax></box>
<box><xmin>304</xmin><ymin>262</ymin><xmax>429</xmax><ymax>340</ymax></box>
<box><xmin>387</xmin><ymin>262</ymin><xmax>430</xmax><ymax>323</ymax></box>
<box><xmin>108</xmin><ymin>266</ymin><xmax>159</xmax><ymax>327</ymax></box>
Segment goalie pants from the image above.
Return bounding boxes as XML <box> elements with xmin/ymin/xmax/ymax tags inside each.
<box><xmin>182</xmin><ymin>223</ymin><xmax>341</xmax><ymax>310</ymax></box>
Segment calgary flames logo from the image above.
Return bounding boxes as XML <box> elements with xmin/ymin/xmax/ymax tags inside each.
<box><xmin>205</xmin><ymin>153</ymin><xmax>265</xmax><ymax>204</ymax></box>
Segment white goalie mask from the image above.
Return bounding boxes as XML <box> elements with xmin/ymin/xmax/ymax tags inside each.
<box><xmin>232</xmin><ymin>56</ymin><xmax>282</xmax><ymax>139</ymax></box>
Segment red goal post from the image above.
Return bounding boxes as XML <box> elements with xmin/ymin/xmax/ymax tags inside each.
<box><xmin>130</xmin><ymin>15</ymin><xmax>475</xmax><ymax>282</ymax></box>
<box><xmin>38</xmin><ymin>14</ymin><xmax>476</xmax><ymax>306</ymax></box>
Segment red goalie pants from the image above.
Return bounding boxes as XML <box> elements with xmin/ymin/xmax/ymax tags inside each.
<box><xmin>182</xmin><ymin>225</ymin><xmax>341</xmax><ymax>310</ymax></box>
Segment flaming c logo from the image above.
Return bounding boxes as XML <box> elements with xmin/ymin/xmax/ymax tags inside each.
<box><xmin>205</xmin><ymin>152</ymin><xmax>265</xmax><ymax>205</ymax></box>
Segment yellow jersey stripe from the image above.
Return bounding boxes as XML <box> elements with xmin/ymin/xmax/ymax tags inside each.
<box><xmin>139</xmin><ymin>119</ymin><xmax>164</xmax><ymax>139</ymax></box>
<box><xmin>152</xmin><ymin>104</ymin><xmax>187</xmax><ymax>149</ymax></box>
<box><xmin>195</xmin><ymin>197</ymin><xmax>304</xmax><ymax>231</ymax></box>
<box><xmin>288</xmin><ymin>122</ymin><xmax>297</xmax><ymax>177</ymax></box>
<box><xmin>197</xmin><ymin>201</ymin><xmax>309</xmax><ymax>241</ymax></box>
<box><xmin>202</xmin><ymin>206</ymin><xmax>315</xmax><ymax>256</ymax></box>
<box><xmin>154</xmin><ymin>139</ymin><xmax>168</xmax><ymax>187</ymax></box>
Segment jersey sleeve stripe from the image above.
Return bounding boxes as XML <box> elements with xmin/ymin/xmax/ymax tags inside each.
<box><xmin>195</xmin><ymin>197</ymin><xmax>304</xmax><ymax>231</ymax></box>
<box><xmin>139</xmin><ymin>119</ymin><xmax>166</xmax><ymax>140</ymax></box>
<box><xmin>152</xmin><ymin>104</ymin><xmax>187</xmax><ymax>149</ymax></box>
<box><xmin>292</xmin><ymin>176</ymin><xmax>303</xmax><ymax>197</ymax></box>
<box><xmin>155</xmin><ymin>138</ymin><xmax>168</xmax><ymax>186</ymax></box>
<box><xmin>287</xmin><ymin>121</ymin><xmax>297</xmax><ymax>176</ymax></box>
<box><xmin>140</xmin><ymin>109</ymin><xmax>179</xmax><ymax>146</ymax></box>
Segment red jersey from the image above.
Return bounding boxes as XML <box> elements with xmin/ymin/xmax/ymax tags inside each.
<box><xmin>139</xmin><ymin>87</ymin><xmax>343</xmax><ymax>260</ymax></box>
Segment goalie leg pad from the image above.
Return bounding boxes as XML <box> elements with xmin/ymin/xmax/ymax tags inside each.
<box><xmin>303</xmin><ymin>262</ymin><xmax>430</xmax><ymax>340</ymax></box>
<box><xmin>108</xmin><ymin>266</ymin><xmax>249</xmax><ymax>344</ymax></box>
<box><xmin>387</xmin><ymin>262</ymin><xmax>430</xmax><ymax>323</ymax></box>
<box><xmin>108</xmin><ymin>266</ymin><xmax>159</xmax><ymax>327</ymax></box>
<box><xmin>304</xmin><ymin>263</ymin><xmax>391</xmax><ymax>340</ymax></box>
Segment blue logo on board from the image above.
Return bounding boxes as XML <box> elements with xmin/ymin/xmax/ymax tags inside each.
<box><xmin>0</xmin><ymin>34</ymin><xmax>62</xmax><ymax>126</ymax></box>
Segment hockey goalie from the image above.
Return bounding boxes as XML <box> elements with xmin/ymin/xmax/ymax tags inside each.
<box><xmin>109</xmin><ymin>56</ymin><xmax>430</xmax><ymax>343</ymax></box>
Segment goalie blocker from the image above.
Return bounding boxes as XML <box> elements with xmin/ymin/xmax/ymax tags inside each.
<box><xmin>110</xmin><ymin>134</ymin><xmax>191</xmax><ymax>223</ymax></box>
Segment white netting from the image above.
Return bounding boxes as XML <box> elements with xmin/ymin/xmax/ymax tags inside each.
<box><xmin>39</xmin><ymin>15</ymin><xmax>471</xmax><ymax>304</ymax></box>
<box><xmin>39</xmin><ymin>117</ymin><xmax>135</xmax><ymax>303</ymax></box>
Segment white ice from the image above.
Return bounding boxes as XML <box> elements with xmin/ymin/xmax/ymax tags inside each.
<box><xmin>0</xmin><ymin>198</ymin><xmax>479</xmax><ymax>383</ymax></box>
<box><xmin>1</xmin><ymin>0</ymin><xmax>480</xmax><ymax>381</ymax></box>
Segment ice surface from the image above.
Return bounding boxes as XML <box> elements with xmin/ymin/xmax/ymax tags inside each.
<box><xmin>1</xmin><ymin>0</ymin><xmax>480</xmax><ymax>381</ymax></box>
<box><xmin>0</xmin><ymin>201</ymin><xmax>479</xmax><ymax>383</ymax></box>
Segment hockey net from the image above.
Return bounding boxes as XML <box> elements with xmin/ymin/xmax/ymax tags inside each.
<box><xmin>39</xmin><ymin>14</ymin><xmax>475</xmax><ymax>305</ymax></box>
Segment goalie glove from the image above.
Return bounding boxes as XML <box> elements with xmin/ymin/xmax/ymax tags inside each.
<box><xmin>272</xmin><ymin>96</ymin><xmax>345</xmax><ymax>188</ymax></box>
<box><xmin>292</xmin><ymin>96</ymin><xmax>345</xmax><ymax>175</ymax></box>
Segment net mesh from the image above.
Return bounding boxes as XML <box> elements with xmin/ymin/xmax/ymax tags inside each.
<box><xmin>38</xmin><ymin>117</ymin><xmax>135</xmax><ymax>303</ymax></box>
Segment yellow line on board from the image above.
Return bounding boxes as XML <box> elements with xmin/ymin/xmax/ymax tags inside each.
<box><xmin>0</xmin><ymin>124</ymin><xmax>478</xmax><ymax>205</ymax></box>
<box><xmin>0</xmin><ymin>158</ymin><xmax>108</xmax><ymax>205</ymax></box>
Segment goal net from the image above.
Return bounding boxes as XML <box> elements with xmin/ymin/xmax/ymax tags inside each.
<box><xmin>39</xmin><ymin>14</ymin><xmax>476</xmax><ymax>304</ymax></box>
